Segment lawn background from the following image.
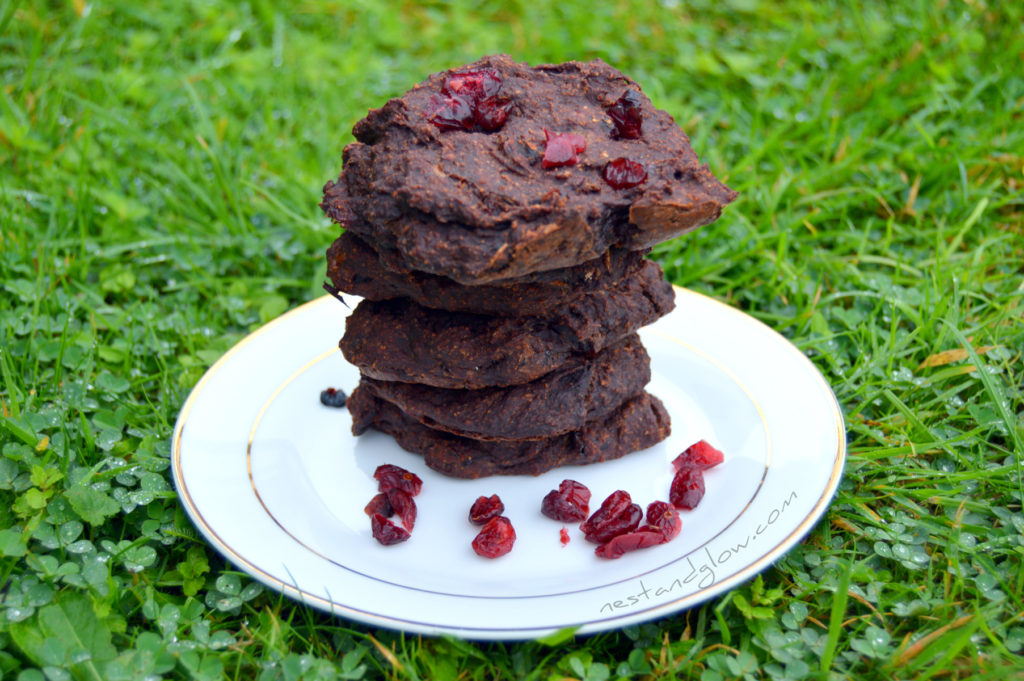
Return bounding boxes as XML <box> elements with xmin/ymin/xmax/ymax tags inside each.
<box><xmin>1</xmin><ymin>0</ymin><xmax>1022</xmax><ymax>679</ymax></box>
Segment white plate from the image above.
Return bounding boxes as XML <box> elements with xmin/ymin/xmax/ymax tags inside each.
<box><xmin>172</xmin><ymin>288</ymin><xmax>845</xmax><ymax>639</ymax></box>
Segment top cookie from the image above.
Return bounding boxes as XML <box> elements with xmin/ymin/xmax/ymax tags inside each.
<box><xmin>322</xmin><ymin>54</ymin><xmax>736</xmax><ymax>283</ymax></box>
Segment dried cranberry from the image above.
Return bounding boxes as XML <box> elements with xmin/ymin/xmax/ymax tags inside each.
<box><xmin>371</xmin><ymin>513</ymin><xmax>410</xmax><ymax>546</ymax></box>
<box><xmin>444</xmin><ymin>68</ymin><xmax>503</xmax><ymax>103</ymax></box>
<box><xmin>472</xmin><ymin>516</ymin><xmax>516</xmax><ymax>558</ymax></box>
<box><xmin>542</xmin><ymin>129</ymin><xmax>586</xmax><ymax>169</ymax></box>
<box><xmin>469</xmin><ymin>494</ymin><xmax>504</xmax><ymax>525</ymax></box>
<box><xmin>474</xmin><ymin>100</ymin><xmax>509</xmax><ymax>132</ymax></box>
<box><xmin>430</xmin><ymin>68</ymin><xmax>509</xmax><ymax>133</ymax></box>
<box><xmin>541</xmin><ymin>479</ymin><xmax>591</xmax><ymax>522</ymax></box>
<box><xmin>427</xmin><ymin>94</ymin><xmax>475</xmax><ymax>131</ymax></box>
<box><xmin>363</xmin><ymin>493</ymin><xmax>392</xmax><ymax>518</ymax></box>
<box><xmin>580</xmin><ymin>490</ymin><xmax>642</xmax><ymax>544</ymax></box>
<box><xmin>603</xmin><ymin>158</ymin><xmax>647</xmax><ymax>189</ymax></box>
<box><xmin>319</xmin><ymin>387</ymin><xmax>347</xmax><ymax>408</ymax></box>
<box><xmin>672</xmin><ymin>440</ymin><xmax>725</xmax><ymax>472</ymax></box>
<box><xmin>373</xmin><ymin>464</ymin><xmax>423</xmax><ymax>496</ymax></box>
<box><xmin>607</xmin><ymin>90</ymin><xmax>643</xmax><ymax>139</ymax></box>
<box><xmin>670</xmin><ymin>467</ymin><xmax>706</xmax><ymax>510</ymax></box>
<box><xmin>595</xmin><ymin>530</ymin><xmax>664</xmax><ymax>559</ymax></box>
<box><xmin>387</xmin><ymin>489</ymin><xmax>417</xmax><ymax>531</ymax></box>
<box><xmin>646</xmin><ymin>501</ymin><xmax>682</xmax><ymax>541</ymax></box>
<box><xmin>559</xmin><ymin>527</ymin><xmax>570</xmax><ymax>546</ymax></box>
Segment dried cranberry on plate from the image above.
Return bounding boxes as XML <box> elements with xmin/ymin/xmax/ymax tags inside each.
<box><xmin>373</xmin><ymin>464</ymin><xmax>423</xmax><ymax>496</ymax></box>
<box><xmin>669</xmin><ymin>467</ymin><xmax>705</xmax><ymax>510</ymax></box>
<box><xmin>672</xmin><ymin>440</ymin><xmax>725</xmax><ymax>472</ymax></box>
<box><xmin>580</xmin><ymin>490</ymin><xmax>642</xmax><ymax>544</ymax></box>
<box><xmin>371</xmin><ymin>513</ymin><xmax>411</xmax><ymax>546</ymax></box>
<box><xmin>472</xmin><ymin>516</ymin><xmax>516</xmax><ymax>558</ymax></box>
<box><xmin>469</xmin><ymin>494</ymin><xmax>505</xmax><ymax>525</ymax></box>
<box><xmin>541</xmin><ymin>479</ymin><xmax>591</xmax><ymax>522</ymax></box>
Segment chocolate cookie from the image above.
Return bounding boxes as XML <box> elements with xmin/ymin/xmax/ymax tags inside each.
<box><xmin>325</xmin><ymin>231</ymin><xmax>648</xmax><ymax>316</ymax></box>
<box><xmin>348</xmin><ymin>387</ymin><xmax>671</xmax><ymax>478</ymax></box>
<box><xmin>321</xmin><ymin>54</ymin><xmax>736</xmax><ymax>283</ymax></box>
<box><xmin>339</xmin><ymin>263</ymin><xmax>674</xmax><ymax>389</ymax></box>
<box><xmin>358</xmin><ymin>335</ymin><xmax>650</xmax><ymax>441</ymax></box>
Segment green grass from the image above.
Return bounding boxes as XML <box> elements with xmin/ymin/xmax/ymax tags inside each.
<box><xmin>1</xmin><ymin>0</ymin><xmax>1022</xmax><ymax>678</ymax></box>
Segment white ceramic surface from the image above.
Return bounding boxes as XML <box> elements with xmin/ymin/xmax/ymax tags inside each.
<box><xmin>172</xmin><ymin>289</ymin><xmax>845</xmax><ymax>639</ymax></box>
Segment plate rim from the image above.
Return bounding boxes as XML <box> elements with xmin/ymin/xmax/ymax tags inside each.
<box><xmin>171</xmin><ymin>287</ymin><xmax>847</xmax><ymax>638</ymax></box>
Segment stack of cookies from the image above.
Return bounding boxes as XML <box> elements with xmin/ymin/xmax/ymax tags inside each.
<box><xmin>320</xmin><ymin>55</ymin><xmax>736</xmax><ymax>479</ymax></box>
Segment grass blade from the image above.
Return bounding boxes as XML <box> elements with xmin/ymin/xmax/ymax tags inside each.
<box><xmin>819</xmin><ymin>559</ymin><xmax>853</xmax><ymax>675</ymax></box>
<box><xmin>944</xmin><ymin>322</ymin><xmax>1024</xmax><ymax>496</ymax></box>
